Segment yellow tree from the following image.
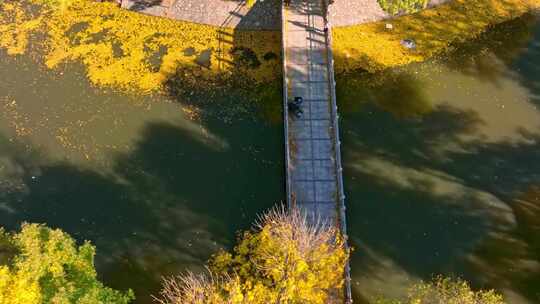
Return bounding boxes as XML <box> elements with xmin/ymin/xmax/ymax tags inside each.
<box><xmin>157</xmin><ymin>207</ymin><xmax>349</xmax><ymax>304</ymax></box>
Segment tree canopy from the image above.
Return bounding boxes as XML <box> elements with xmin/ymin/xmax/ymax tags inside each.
<box><xmin>0</xmin><ymin>223</ymin><xmax>134</xmax><ymax>304</ymax></box>
<box><xmin>157</xmin><ymin>208</ymin><xmax>349</xmax><ymax>304</ymax></box>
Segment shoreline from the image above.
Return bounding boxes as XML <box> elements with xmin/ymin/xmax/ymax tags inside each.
<box><xmin>1</xmin><ymin>0</ymin><xmax>538</xmax><ymax>94</ymax></box>
<box><xmin>118</xmin><ymin>0</ymin><xmax>540</xmax><ymax>74</ymax></box>
<box><xmin>332</xmin><ymin>0</ymin><xmax>540</xmax><ymax>73</ymax></box>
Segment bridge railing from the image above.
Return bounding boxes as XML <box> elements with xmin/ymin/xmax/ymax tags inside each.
<box><xmin>281</xmin><ymin>0</ymin><xmax>293</xmax><ymax>208</ymax></box>
<box><xmin>320</xmin><ymin>1</ymin><xmax>353</xmax><ymax>302</ymax></box>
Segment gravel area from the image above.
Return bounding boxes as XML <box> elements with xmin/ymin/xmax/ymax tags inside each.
<box><xmin>328</xmin><ymin>0</ymin><xmax>389</xmax><ymax>27</ymax></box>
<box><xmin>122</xmin><ymin>0</ymin><xmax>280</xmax><ymax>29</ymax></box>
<box><xmin>170</xmin><ymin>0</ymin><xmax>280</xmax><ymax>29</ymax></box>
<box><xmin>121</xmin><ymin>0</ymin><xmax>450</xmax><ymax>29</ymax></box>
<box><xmin>328</xmin><ymin>0</ymin><xmax>451</xmax><ymax>27</ymax></box>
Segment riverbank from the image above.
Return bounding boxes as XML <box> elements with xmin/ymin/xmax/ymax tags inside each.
<box><xmin>0</xmin><ymin>0</ymin><xmax>281</xmax><ymax>93</ymax></box>
<box><xmin>100</xmin><ymin>0</ymin><xmax>540</xmax><ymax>78</ymax></box>
<box><xmin>1</xmin><ymin>0</ymin><xmax>539</xmax><ymax>94</ymax></box>
<box><xmin>332</xmin><ymin>0</ymin><xmax>540</xmax><ymax>73</ymax></box>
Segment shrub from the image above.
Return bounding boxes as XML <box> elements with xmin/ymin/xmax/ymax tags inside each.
<box><xmin>378</xmin><ymin>0</ymin><xmax>428</xmax><ymax>15</ymax></box>
<box><xmin>376</xmin><ymin>276</ymin><xmax>506</xmax><ymax>304</ymax></box>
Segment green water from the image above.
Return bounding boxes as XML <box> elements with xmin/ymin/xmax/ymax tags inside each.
<box><xmin>339</xmin><ymin>14</ymin><xmax>540</xmax><ymax>304</ymax></box>
<box><xmin>0</xmin><ymin>50</ymin><xmax>284</xmax><ymax>302</ymax></box>
<box><xmin>1</xmin><ymin>8</ymin><xmax>540</xmax><ymax>304</ymax></box>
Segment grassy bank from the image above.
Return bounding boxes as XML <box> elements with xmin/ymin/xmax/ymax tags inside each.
<box><xmin>332</xmin><ymin>0</ymin><xmax>540</xmax><ymax>73</ymax></box>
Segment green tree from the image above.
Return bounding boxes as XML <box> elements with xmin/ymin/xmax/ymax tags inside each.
<box><xmin>0</xmin><ymin>223</ymin><xmax>134</xmax><ymax>304</ymax></box>
<box><xmin>377</xmin><ymin>0</ymin><xmax>428</xmax><ymax>15</ymax></box>
<box><xmin>376</xmin><ymin>276</ymin><xmax>506</xmax><ymax>304</ymax></box>
<box><xmin>157</xmin><ymin>207</ymin><xmax>349</xmax><ymax>304</ymax></box>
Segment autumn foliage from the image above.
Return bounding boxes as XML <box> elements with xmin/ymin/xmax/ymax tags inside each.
<box><xmin>0</xmin><ymin>0</ymin><xmax>281</xmax><ymax>93</ymax></box>
<box><xmin>156</xmin><ymin>207</ymin><xmax>349</xmax><ymax>304</ymax></box>
<box><xmin>376</xmin><ymin>276</ymin><xmax>506</xmax><ymax>304</ymax></box>
<box><xmin>333</xmin><ymin>0</ymin><xmax>540</xmax><ymax>73</ymax></box>
<box><xmin>0</xmin><ymin>224</ymin><xmax>133</xmax><ymax>304</ymax></box>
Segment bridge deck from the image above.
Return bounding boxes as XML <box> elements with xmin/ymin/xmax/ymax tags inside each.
<box><xmin>282</xmin><ymin>0</ymin><xmax>351</xmax><ymax>301</ymax></box>
<box><xmin>283</xmin><ymin>0</ymin><xmax>341</xmax><ymax>230</ymax></box>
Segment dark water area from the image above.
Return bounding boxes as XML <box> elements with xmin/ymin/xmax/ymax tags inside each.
<box><xmin>0</xmin><ymin>50</ymin><xmax>284</xmax><ymax>302</ymax></box>
<box><xmin>2</xmin><ymin>6</ymin><xmax>540</xmax><ymax>304</ymax></box>
<box><xmin>338</xmin><ymin>14</ymin><xmax>540</xmax><ymax>303</ymax></box>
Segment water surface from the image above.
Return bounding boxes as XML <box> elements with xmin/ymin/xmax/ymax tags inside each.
<box><xmin>338</xmin><ymin>14</ymin><xmax>540</xmax><ymax>303</ymax></box>
<box><xmin>2</xmin><ymin>6</ymin><xmax>540</xmax><ymax>304</ymax></box>
<box><xmin>0</xmin><ymin>48</ymin><xmax>284</xmax><ymax>303</ymax></box>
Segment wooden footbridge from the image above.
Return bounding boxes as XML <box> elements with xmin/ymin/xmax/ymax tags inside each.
<box><xmin>281</xmin><ymin>0</ymin><xmax>352</xmax><ymax>302</ymax></box>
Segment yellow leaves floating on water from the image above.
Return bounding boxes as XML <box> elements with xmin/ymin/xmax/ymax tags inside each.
<box><xmin>0</xmin><ymin>0</ymin><xmax>281</xmax><ymax>93</ymax></box>
<box><xmin>2</xmin><ymin>0</ymin><xmax>539</xmax><ymax>93</ymax></box>
<box><xmin>332</xmin><ymin>0</ymin><xmax>540</xmax><ymax>73</ymax></box>
<box><xmin>2</xmin><ymin>99</ymin><xmax>33</xmax><ymax>137</ymax></box>
<box><xmin>0</xmin><ymin>2</ymin><xmax>42</xmax><ymax>55</ymax></box>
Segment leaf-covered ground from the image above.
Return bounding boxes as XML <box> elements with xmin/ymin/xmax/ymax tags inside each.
<box><xmin>1</xmin><ymin>0</ymin><xmax>539</xmax><ymax>93</ymax></box>
<box><xmin>0</xmin><ymin>0</ymin><xmax>281</xmax><ymax>93</ymax></box>
<box><xmin>333</xmin><ymin>0</ymin><xmax>540</xmax><ymax>73</ymax></box>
